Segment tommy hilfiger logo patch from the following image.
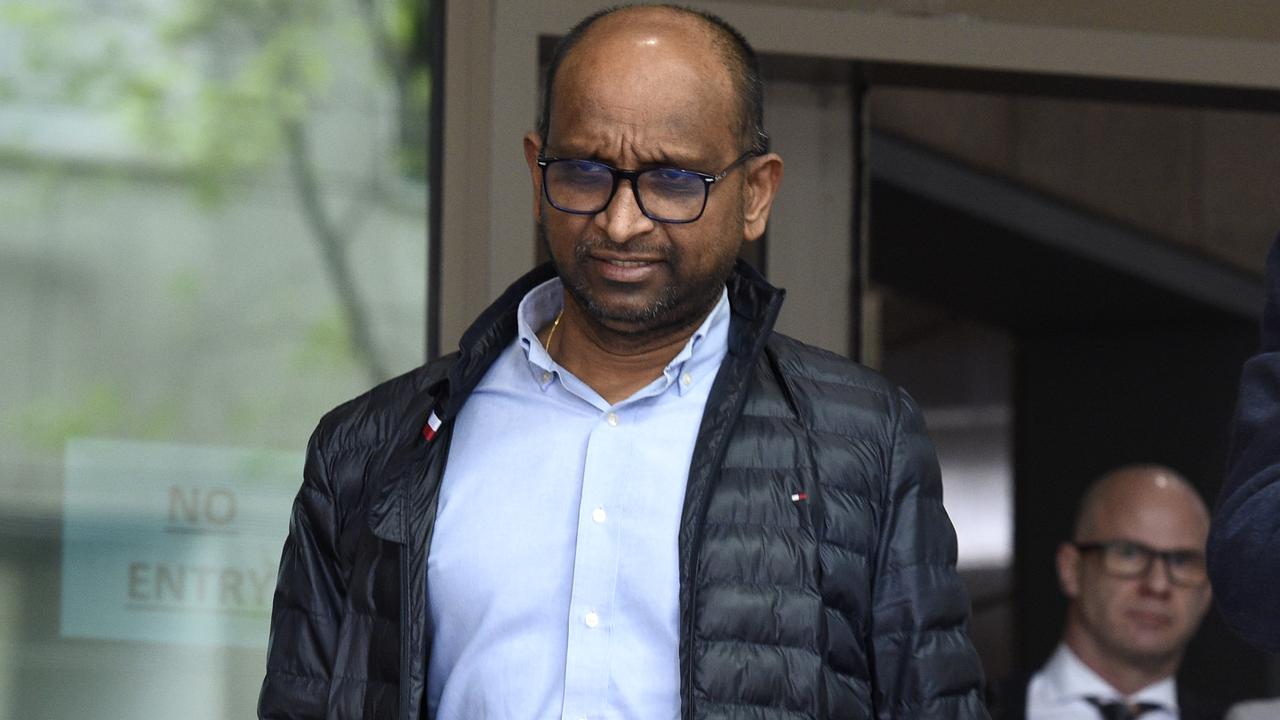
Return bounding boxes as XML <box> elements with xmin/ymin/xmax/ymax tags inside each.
<box><xmin>422</xmin><ymin>411</ymin><xmax>442</xmax><ymax>442</ymax></box>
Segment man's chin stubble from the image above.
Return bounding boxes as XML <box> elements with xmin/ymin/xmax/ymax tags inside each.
<box><xmin>541</xmin><ymin>218</ymin><xmax>728</xmax><ymax>340</ymax></box>
<box><xmin>563</xmin><ymin>279</ymin><xmax>680</xmax><ymax>336</ymax></box>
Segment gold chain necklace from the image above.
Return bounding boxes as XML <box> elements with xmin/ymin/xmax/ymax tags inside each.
<box><xmin>544</xmin><ymin>309</ymin><xmax>564</xmax><ymax>360</ymax></box>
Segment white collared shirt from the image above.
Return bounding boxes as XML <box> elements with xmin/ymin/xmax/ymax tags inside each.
<box><xmin>1027</xmin><ymin>644</ymin><xmax>1179</xmax><ymax>719</ymax></box>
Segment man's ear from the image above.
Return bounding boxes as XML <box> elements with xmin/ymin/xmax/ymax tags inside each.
<box><xmin>524</xmin><ymin>131</ymin><xmax>545</xmax><ymax>223</ymax></box>
<box><xmin>1056</xmin><ymin>542</ymin><xmax>1082</xmax><ymax>599</ymax></box>
<box><xmin>742</xmin><ymin>153</ymin><xmax>783</xmax><ymax>243</ymax></box>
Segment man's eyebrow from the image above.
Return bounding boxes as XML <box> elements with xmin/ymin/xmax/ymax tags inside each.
<box><xmin>634</xmin><ymin>147</ymin><xmax>717</xmax><ymax>170</ymax></box>
<box><xmin>648</xmin><ymin>156</ymin><xmax>714</xmax><ymax>171</ymax></box>
<box><xmin>546</xmin><ymin>145</ymin><xmax>713</xmax><ymax>171</ymax></box>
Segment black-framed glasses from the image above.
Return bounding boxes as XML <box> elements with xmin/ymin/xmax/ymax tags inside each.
<box><xmin>536</xmin><ymin>150</ymin><xmax>759</xmax><ymax>224</ymax></box>
<box><xmin>1073</xmin><ymin>540</ymin><xmax>1208</xmax><ymax>587</ymax></box>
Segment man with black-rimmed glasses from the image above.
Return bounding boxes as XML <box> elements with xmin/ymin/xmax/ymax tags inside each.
<box><xmin>259</xmin><ymin>5</ymin><xmax>987</xmax><ymax>719</ymax></box>
<box><xmin>997</xmin><ymin>465</ymin><xmax>1223</xmax><ymax>720</ymax></box>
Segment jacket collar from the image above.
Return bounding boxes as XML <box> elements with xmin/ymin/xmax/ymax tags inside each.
<box><xmin>723</xmin><ymin>258</ymin><xmax>786</xmax><ymax>360</ymax></box>
<box><xmin>368</xmin><ymin>259</ymin><xmax>784</xmax><ymax>542</ymax></box>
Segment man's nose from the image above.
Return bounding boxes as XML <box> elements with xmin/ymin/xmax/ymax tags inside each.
<box><xmin>596</xmin><ymin>178</ymin><xmax>655</xmax><ymax>243</ymax></box>
<box><xmin>1140</xmin><ymin>556</ymin><xmax>1174</xmax><ymax>594</ymax></box>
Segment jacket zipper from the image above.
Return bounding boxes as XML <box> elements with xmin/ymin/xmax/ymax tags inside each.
<box><xmin>681</xmin><ymin>365</ymin><xmax>752</xmax><ymax>720</ymax></box>
<box><xmin>399</xmin><ymin>475</ymin><xmax>413</xmax><ymax>720</ymax></box>
<box><xmin>682</xmin><ymin>501</ymin><xmax>706</xmax><ymax>720</ymax></box>
<box><xmin>406</xmin><ymin>420</ymin><xmax>451</xmax><ymax>720</ymax></box>
<box><xmin>678</xmin><ymin>328</ymin><xmax>781</xmax><ymax>720</ymax></box>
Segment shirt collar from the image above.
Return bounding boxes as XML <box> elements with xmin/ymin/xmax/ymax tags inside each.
<box><xmin>516</xmin><ymin>277</ymin><xmax>563</xmax><ymax>388</ymax></box>
<box><xmin>1040</xmin><ymin>643</ymin><xmax>1179</xmax><ymax>710</ymax></box>
<box><xmin>658</xmin><ymin>286</ymin><xmax>730</xmax><ymax>397</ymax></box>
<box><xmin>514</xmin><ymin>277</ymin><xmax>731</xmax><ymax>398</ymax></box>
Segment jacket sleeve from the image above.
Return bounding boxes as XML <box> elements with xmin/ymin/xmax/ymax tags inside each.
<box><xmin>258</xmin><ymin>424</ymin><xmax>345</xmax><ymax>719</ymax></box>
<box><xmin>870</xmin><ymin>389</ymin><xmax>989</xmax><ymax>719</ymax></box>
<box><xmin>1208</xmin><ymin>235</ymin><xmax>1280</xmax><ymax>652</ymax></box>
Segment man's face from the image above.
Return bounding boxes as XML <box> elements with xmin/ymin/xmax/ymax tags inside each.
<box><xmin>524</xmin><ymin>15</ymin><xmax>774</xmax><ymax>339</ymax></box>
<box><xmin>1059</xmin><ymin>484</ymin><xmax>1212</xmax><ymax>670</ymax></box>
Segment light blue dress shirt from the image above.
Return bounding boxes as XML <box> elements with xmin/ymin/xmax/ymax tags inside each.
<box><xmin>426</xmin><ymin>278</ymin><xmax>731</xmax><ymax>720</ymax></box>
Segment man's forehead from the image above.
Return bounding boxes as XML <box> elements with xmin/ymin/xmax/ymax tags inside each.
<box><xmin>547</xmin><ymin>14</ymin><xmax>739</xmax><ymax>161</ymax></box>
<box><xmin>1088</xmin><ymin>482</ymin><xmax>1209</xmax><ymax>545</ymax></box>
<box><xmin>573</xmin><ymin>6</ymin><xmax>722</xmax><ymax>53</ymax></box>
<box><xmin>556</xmin><ymin>9</ymin><xmax>734</xmax><ymax>97</ymax></box>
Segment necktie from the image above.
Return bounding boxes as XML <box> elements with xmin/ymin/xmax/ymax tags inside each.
<box><xmin>1085</xmin><ymin>696</ymin><xmax>1163</xmax><ymax>720</ymax></box>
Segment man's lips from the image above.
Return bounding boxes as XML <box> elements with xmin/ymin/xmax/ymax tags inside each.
<box><xmin>590</xmin><ymin>255</ymin><xmax>664</xmax><ymax>282</ymax></box>
<box><xmin>1126</xmin><ymin>609</ymin><xmax>1173</xmax><ymax>630</ymax></box>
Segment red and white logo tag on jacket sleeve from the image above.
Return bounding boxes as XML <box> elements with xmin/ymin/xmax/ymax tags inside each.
<box><xmin>422</xmin><ymin>410</ymin><xmax>442</xmax><ymax>442</ymax></box>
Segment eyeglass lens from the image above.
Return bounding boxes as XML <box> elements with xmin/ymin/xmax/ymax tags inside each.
<box><xmin>1099</xmin><ymin>541</ymin><xmax>1207</xmax><ymax>585</ymax></box>
<box><xmin>544</xmin><ymin>160</ymin><xmax>708</xmax><ymax>222</ymax></box>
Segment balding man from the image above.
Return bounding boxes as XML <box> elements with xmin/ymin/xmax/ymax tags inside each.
<box><xmin>258</xmin><ymin>4</ymin><xmax>986</xmax><ymax>719</ymax></box>
<box><xmin>998</xmin><ymin>466</ymin><xmax>1221</xmax><ymax>720</ymax></box>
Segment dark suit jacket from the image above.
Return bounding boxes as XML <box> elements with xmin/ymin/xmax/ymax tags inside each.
<box><xmin>987</xmin><ymin>674</ymin><xmax>1228</xmax><ymax>720</ymax></box>
<box><xmin>1209</xmin><ymin>234</ymin><xmax>1280</xmax><ymax>652</ymax></box>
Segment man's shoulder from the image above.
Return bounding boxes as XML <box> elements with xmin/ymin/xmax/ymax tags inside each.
<box><xmin>763</xmin><ymin>332</ymin><xmax>904</xmax><ymax>410</ymax></box>
<box><xmin>310</xmin><ymin>352</ymin><xmax>459</xmax><ymax>454</ymax></box>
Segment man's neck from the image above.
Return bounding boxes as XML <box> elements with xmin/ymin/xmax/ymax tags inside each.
<box><xmin>541</xmin><ymin>294</ymin><xmax>713</xmax><ymax>405</ymax></box>
<box><xmin>1062</xmin><ymin>629</ymin><xmax>1178</xmax><ymax>697</ymax></box>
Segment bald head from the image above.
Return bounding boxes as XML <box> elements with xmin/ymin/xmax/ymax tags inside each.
<box><xmin>1072</xmin><ymin>464</ymin><xmax>1209</xmax><ymax>546</ymax></box>
<box><xmin>539</xmin><ymin>4</ymin><xmax>768</xmax><ymax>155</ymax></box>
<box><xmin>1057</xmin><ymin>464</ymin><xmax>1213</xmax><ymax>690</ymax></box>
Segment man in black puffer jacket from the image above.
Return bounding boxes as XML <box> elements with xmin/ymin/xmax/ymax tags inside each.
<box><xmin>259</xmin><ymin>5</ymin><xmax>987</xmax><ymax>719</ymax></box>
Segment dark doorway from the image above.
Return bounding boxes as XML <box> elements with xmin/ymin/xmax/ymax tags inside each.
<box><xmin>868</xmin><ymin>131</ymin><xmax>1266</xmax><ymax>704</ymax></box>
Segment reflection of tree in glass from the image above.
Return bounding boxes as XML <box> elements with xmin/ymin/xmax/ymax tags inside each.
<box><xmin>3</xmin><ymin>0</ymin><xmax>433</xmax><ymax>384</ymax></box>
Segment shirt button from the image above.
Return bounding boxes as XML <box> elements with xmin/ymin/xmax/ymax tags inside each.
<box><xmin>681</xmin><ymin>372</ymin><xmax>692</xmax><ymax>387</ymax></box>
<box><xmin>592</xmin><ymin>507</ymin><xmax>607</xmax><ymax>524</ymax></box>
<box><xmin>606</xmin><ymin>412</ymin><xmax>619</xmax><ymax>427</ymax></box>
<box><xmin>541</xmin><ymin>371</ymin><xmax>551</xmax><ymax>383</ymax></box>
<box><xmin>584</xmin><ymin>611</ymin><xmax>600</xmax><ymax>628</ymax></box>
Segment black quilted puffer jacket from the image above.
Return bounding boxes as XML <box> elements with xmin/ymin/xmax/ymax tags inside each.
<box><xmin>259</xmin><ymin>261</ymin><xmax>989</xmax><ymax>720</ymax></box>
